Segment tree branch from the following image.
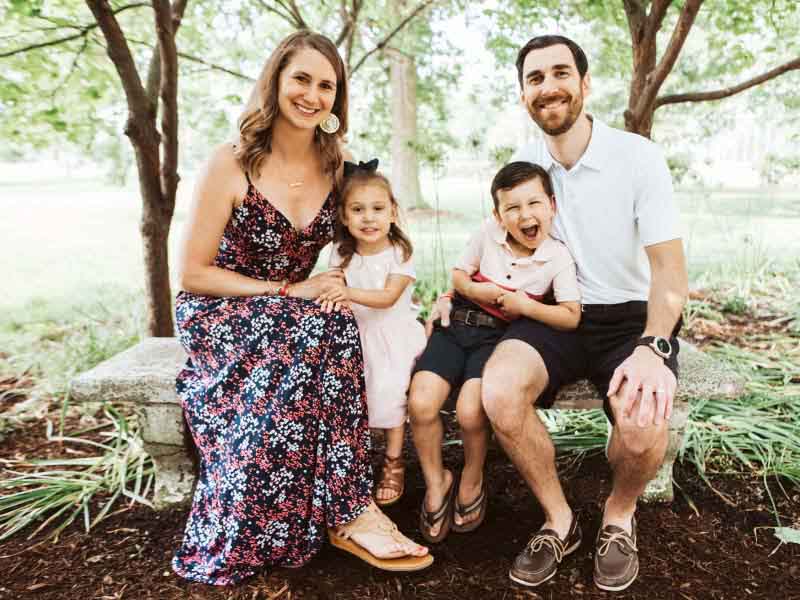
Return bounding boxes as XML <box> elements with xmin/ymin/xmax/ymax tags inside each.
<box><xmin>655</xmin><ymin>56</ymin><xmax>800</xmax><ymax>107</ymax></box>
<box><xmin>350</xmin><ymin>0</ymin><xmax>435</xmax><ymax>76</ymax></box>
<box><xmin>644</xmin><ymin>0</ymin><xmax>672</xmax><ymax>40</ymax></box>
<box><xmin>621</xmin><ymin>0</ymin><xmax>646</xmax><ymax>43</ymax></box>
<box><xmin>254</xmin><ymin>0</ymin><xmax>305</xmax><ymax>29</ymax></box>
<box><xmin>0</xmin><ymin>3</ymin><xmax>149</xmax><ymax>58</ymax></box>
<box><xmin>153</xmin><ymin>0</ymin><xmax>185</xmax><ymax>209</ymax></box>
<box><xmin>634</xmin><ymin>0</ymin><xmax>704</xmax><ymax>116</ymax></box>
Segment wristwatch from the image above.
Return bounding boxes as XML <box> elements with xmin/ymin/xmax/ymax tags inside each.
<box><xmin>636</xmin><ymin>336</ymin><xmax>673</xmax><ymax>360</ymax></box>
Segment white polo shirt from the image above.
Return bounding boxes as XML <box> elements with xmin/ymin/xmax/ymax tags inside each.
<box><xmin>511</xmin><ymin>117</ymin><xmax>680</xmax><ymax>305</ymax></box>
<box><xmin>455</xmin><ymin>218</ymin><xmax>580</xmax><ymax>303</ymax></box>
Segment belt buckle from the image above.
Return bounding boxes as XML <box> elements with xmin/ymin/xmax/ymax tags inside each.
<box><xmin>464</xmin><ymin>309</ymin><xmax>480</xmax><ymax>327</ymax></box>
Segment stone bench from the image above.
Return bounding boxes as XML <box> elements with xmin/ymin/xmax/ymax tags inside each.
<box><xmin>69</xmin><ymin>337</ymin><xmax>744</xmax><ymax>508</ymax></box>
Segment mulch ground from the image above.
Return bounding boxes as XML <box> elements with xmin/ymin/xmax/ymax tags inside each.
<box><xmin>1</xmin><ymin>288</ymin><xmax>799</xmax><ymax>599</ymax></box>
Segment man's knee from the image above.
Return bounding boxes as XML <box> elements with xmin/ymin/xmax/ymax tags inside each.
<box><xmin>408</xmin><ymin>372</ymin><xmax>449</xmax><ymax>425</ymax></box>
<box><xmin>612</xmin><ymin>418</ymin><xmax>669</xmax><ymax>459</ymax></box>
<box><xmin>481</xmin><ymin>342</ymin><xmax>548</xmax><ymax>434</ymax></box>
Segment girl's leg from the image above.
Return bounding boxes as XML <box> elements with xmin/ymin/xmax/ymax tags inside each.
<box><xmin>375</xmin><ymin>424</ymin><xmax>406</xmax><ymax>503</ymax></box>
<box><xmin>408</xmin><ymin>370</ymin><xmax>453</xmax><ymax>537</ymax></box>
<box><xmin>454</xmin><ymin>378</ymin><xmax>489</xmax><ymax>527</ymax></box>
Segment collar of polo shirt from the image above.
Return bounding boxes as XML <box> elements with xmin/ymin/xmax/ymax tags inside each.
<box><xmin>540</xmin><ymin>115</ymin><xmax>610</xmax><ymax>173</ymax></box>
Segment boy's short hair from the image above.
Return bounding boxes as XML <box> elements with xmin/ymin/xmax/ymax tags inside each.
<box><xmin>491</xmin><ymin>161</ymin><xmax>554</xmax><ymax>210</ymax></box>
<box><xmin>515</xmin><ymin>35</ymin><xmax>589</xmax><ymax>88</ymax></box>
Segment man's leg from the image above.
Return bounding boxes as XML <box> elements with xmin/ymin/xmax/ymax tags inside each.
<box><xmin>481</xmin><ymin>339</ymin><xmax>573</xmax><ymax>536</ymax></box>
<box><xmin>408</xmin><ymin>370</ymin><xmax>453</xmax><ymax>538</ymax></box>
<box><xmin>605</xmin><ymin>384</ymin><xmax>669</xmax><ymax>531</ymax></box>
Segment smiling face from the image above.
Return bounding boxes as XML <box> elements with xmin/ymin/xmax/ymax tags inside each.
<box><xmin>494</xmin><ymin>176</ymin><xmax>556</xmax><ymax>256</ymax></box>
<box><xmin>276</xmin><ymin>47</ymin><xmax>338</xmax><ymax>131</ymax></box>
<box><xmin>520</xmin><ymin>43</ymin><xmax>590</xmax><ymax>137</ymax></box>
<box><xmin>342</xmin><ymin>183</ymin><xmax>397</xmax><ymax>253</ymax></box>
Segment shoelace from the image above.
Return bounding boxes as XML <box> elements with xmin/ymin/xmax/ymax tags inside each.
<box><xmin>597</xmin><ymin>530</ymin><xmax>638</xmax><ymax>556</ymax></box>
<box><xmin>527</xmin><ymin>533</ymin><xmax>566</xmax><ymax>563</ymax></box>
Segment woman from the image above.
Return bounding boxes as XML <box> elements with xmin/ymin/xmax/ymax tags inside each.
<box><xmin>172</xmin><ymin>31</ymin><xmax>431</xmax><ymax>585</ymax></box>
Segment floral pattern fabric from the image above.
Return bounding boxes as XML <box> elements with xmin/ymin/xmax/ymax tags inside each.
<box><xmin>172</xmin><ymin>182</ymin><xmax>372</xmax><ymax>585</ymax></box>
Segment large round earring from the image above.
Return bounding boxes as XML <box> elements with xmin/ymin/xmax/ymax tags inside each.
<box><xmin>319</xmin><ymin>113</ymin><xmax>340</xmax><ymax>134</ymax></box>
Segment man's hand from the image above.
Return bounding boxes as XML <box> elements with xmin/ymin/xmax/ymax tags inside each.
<box><xmin>425</xmin><ymin>294</ymin><xmax>452</xmax><ymax>337</ymax></box>
<box><xmin>608</xmin><ymin>346</ymin><xmax>677</xmax><ymax>427</ymax></box>
<box><xmin>496</xmin><ymin>290</ymin><xmax>532</xmax><ymax>320</ymax></box>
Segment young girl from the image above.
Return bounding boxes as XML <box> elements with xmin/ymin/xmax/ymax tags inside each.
<box><xmin>317</xmin><ymin>162</ymin><xmax>426</xmax><ymax>507</ymax></box>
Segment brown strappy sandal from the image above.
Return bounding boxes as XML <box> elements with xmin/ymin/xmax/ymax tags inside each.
<box><xmin>375</xmin><ymin>454</ymin><xmax>405</xmax><ymax>507</ymax></box>
<box><xmin>328</xmin><ymin>503</ymin><xmax>434</xmax><ymax>572</ymax></box>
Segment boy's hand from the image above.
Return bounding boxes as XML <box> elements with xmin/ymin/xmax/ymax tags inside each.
<box><xmin>469</xmin><ymin>281</ymin><xmax>505</xmax><ymax>306</ymax></box>
<box><xmin>497</xmin><ymin>290</ymin><xmax>532</xmax><ymax>319</ymax></box>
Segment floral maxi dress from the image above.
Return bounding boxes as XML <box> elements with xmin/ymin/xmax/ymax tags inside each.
<box><xmin>172</xmin><ymin>181</ymin><xmax>372</xmax><ymax>585</ymax></box>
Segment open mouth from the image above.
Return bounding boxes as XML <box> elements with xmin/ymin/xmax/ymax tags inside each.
<box><xmin>521</xmin><ymin>224</ymin><xmax>539</xmax><ymax>240</ymax></box>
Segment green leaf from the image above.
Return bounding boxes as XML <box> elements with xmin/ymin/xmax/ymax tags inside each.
<box><xmin>774</xmin><ymin>527</ymin><xmax>800</xmax><ymax>545</ymax></box>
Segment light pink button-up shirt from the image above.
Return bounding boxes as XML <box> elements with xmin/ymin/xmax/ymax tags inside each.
<box><xmin>455</xmin><ymin>218</ymin><xmax>581</xmax><ymax>304</ymax></box>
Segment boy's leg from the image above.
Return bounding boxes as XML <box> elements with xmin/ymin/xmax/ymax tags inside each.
<box><xmin>408</xmin><ymin>370</ymin><xmax>453</xmax><ymax>537</ymax></box>
<box><xmin>454</xmin><ymin>378</ymin><xmax>488</xmax><ymax>527</ymax></box>
<box><xmin>408</xmin><ymin>327</ymin><xmax>466</xmax><ymax>538</ymax></box>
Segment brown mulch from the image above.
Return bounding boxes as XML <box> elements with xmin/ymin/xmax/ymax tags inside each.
<box><xmin>1</xmin><ymin>288</ymin><xmax>799</xmax><ymax>599</ymax></box>
<box><xmin>1</xmin><ymin>429</ymin><xmax>798</xmax><ymax>600</ymax></box>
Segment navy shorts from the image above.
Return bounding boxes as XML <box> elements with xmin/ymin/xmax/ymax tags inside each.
<box><xmin>413</xmin><ymin>320</ymin><xmax>506</xmax><ymax>388</ymax></box>
<box><xmin>503</xmin><ymin>301</ymin><xmax>681</xmax><ymax>422</ymax></box>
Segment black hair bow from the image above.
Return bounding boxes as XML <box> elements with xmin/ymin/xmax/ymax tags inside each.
<box><xmin>343</xmin><ymin>158</ymin><xmax>379</xmax><ymax>178</ymax></box>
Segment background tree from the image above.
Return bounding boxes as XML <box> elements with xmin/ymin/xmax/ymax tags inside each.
<box><xmin>2</xmin><ymin>0</ymin><xmax>190</xmax><ymax>336</ymax></box>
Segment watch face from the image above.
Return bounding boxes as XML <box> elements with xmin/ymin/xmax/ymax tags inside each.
<box><xmin>656</xmin><ymin>338</ymin><xmax>671</xmax><ymax>355</ymax></box>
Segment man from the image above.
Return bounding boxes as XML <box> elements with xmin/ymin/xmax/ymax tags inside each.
<box><xmin>432</xmin><ymin>35</ymin><xmax>688</xmax><ymax>591</ymax></box>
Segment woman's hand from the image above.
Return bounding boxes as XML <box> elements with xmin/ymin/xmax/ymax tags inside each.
<box><xmin>289</xmin><ymin>270</ymin><xmax>345</xmax><ymax>300</ymax></box>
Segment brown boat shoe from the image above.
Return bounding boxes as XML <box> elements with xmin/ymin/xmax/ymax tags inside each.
<box><xmin>509</xmin><ymin>513</ymin><xmax>582</xmax><ymax>587</ymax></box>
<box><xmin>593</xmin><ymin>516</ymin><xmax>639</xmax><ymax>591</ymax></box>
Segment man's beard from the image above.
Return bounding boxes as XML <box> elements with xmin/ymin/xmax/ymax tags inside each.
<box><xmin>528</xmin><ymin>92</ymin><xmax>583</xmax><ymax>136</ymax></box>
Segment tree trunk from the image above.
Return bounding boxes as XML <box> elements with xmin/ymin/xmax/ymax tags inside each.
<box><xmin>387</xmin><ymin>47</ymin><xmax>428</xmax><ymax>209</ymax></box>
<box><xmin>624</xmin><ymin>21</ymin><xmax>657</xmax><ymax>138</ymax></box>
<box><xmin>141</xmin><ymin>200</ymin><xmax>174</xmax><ymax>336</ymax></box>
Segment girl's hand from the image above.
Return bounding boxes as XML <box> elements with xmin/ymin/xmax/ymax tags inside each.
<box><xmin>469</xmin><ymin>281</ymin><xmax>505</xmax><ymax>306</ymax></box>
<box><xmin>316</xmin><ymin>284</ymin><xmax>349</xmax><ymax>312</ymax></box>
<box><xmin>496</xmin><ymin>290</ymin><xmax>531</xmax><ymax>319</ymax></box>
<box><xmin>290</xmin><ymin>270</ymin><xmax>345</xmax><ymax>299</ymax></box>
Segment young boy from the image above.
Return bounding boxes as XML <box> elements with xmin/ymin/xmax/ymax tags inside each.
<box><xmin>408</xmin><ymin>161</ymin><xmax>581</xmax><ymax>543</ymax></box>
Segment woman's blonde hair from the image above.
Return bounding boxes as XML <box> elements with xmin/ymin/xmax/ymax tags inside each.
<box><xmin>235</xmin><ymin>31</ymin><xmax>349</xmax><ymax>180</ymax></box>
<box><xmin>335</xmin><ymin>171</ymin><xmax>413</xmax><ymax>269</ymax></box>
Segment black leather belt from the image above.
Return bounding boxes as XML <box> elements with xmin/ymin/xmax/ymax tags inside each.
<box><xmin>581</xmin><ymin>301</ymin><xmax>648</xmax><ymax>314</ymax></box>
<box><xmin>452</xmin><ymin>308</ymin><xmax>505</xmax><ymax>329</ymax></box>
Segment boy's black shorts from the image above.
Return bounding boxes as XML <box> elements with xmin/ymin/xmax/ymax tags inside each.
<box><xmin>413</xmin><ymin>320</ymin><xmax>506</xmax><ymax>388</ymax></box>
<box><xmin>503</xmin><ymin>301</ymin><xmax>681</xmax><ymax>423</ymax></box>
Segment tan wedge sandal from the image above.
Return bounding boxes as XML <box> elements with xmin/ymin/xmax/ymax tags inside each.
<box><xmin>328</xmin><ymin>503</ymin><xmax>434</xmax><ymax>572</ymax></box>
<box><xmin>375</xmin><ymin>454</ymin><xmax>405</xmax><ymax>507</ymax></box>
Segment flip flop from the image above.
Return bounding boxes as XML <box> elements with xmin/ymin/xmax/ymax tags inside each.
<box><xmin>451</xmin><ymin>479</ymin><xmax>487</xmax><ymax>534</ymax></box>
<box><xmin>419</xmin><ymin>471</ymin><xmax>457</xmax><ymax>544</ymax></box>
<box><xmin>328</xmin><ymin>504</ymin><xmax>433</xmax><ymax>572</ymax></box>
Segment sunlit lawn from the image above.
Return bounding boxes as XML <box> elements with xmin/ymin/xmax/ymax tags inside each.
<box><xmin>3</xmin><ymin>173</ymin><xmax>800</xmax><ymax>314</ymax></box>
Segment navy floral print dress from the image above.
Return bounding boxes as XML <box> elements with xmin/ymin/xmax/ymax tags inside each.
<box><xmin>172</xmin><ymin>179</ymin><xmax>372</xmax><ymax>585</ymax></box>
